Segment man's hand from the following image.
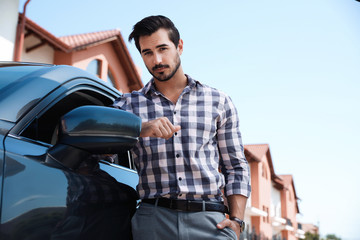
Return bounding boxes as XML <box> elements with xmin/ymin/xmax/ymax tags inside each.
<box><xmin>217</xmin><ymin>194</ymin><xmax>248</xmax><ymax>239</ymax></box>
<box><xmin>140</xmin><ymin>117</ymin><xmax>181</xmax><ymax>140</ymax></box>
<box><xmin>217</xmin><ymin>218</ymin><xmax>240</xmax><ymax>239</ymax></box>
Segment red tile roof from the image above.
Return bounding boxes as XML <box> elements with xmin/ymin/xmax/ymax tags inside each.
<box><xmin>59</xmin><ymin>29</ymin><xmax>121</xmax><ymax>50</ymax></box>
<box><xmin>244</xmin><ymin>144</ymin><xmax>269</xmax><ymax>162</ymax></box>
<box><xmin>24</xmin><ymin>15</ymin><xmax>124</xmax><ymax>53</ymax></box>
<box><xmin>280</xmin><ymin>174</ymin><xmax>293</xmax><ymax>185</ymax></box>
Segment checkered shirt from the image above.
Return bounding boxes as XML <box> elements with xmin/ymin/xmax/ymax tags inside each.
<box><xmin>113</xmin><ymin>75</ymin><xmax>251</xmax><ymax>201</ymax></box>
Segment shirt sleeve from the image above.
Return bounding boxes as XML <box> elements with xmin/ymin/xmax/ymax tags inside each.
<box><xmin>113</xmin><ymin>94</ymin><xmax>129</xmax><ymax>110</ymax></box>
<box><xmin>217</xmin><ymin>94</ymin><xmax>251</xmax><ymax>198</ymax></box>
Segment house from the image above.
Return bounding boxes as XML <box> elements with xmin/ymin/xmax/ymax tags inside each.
<box><xmin>244</xmin><ymin>144</ymin><xmax>305</xmax><ymax>240</ymax></box>
<box><xmin>302</xmin><ymin>223</ymin><xmax>319</xmax><ymax>235</ymax></box>
<box><xmin>0</xmin><ymin>0</ymin><xmax>143</xmax><ymax>93</ymax></box>
<box><xmin>279</xmin><ymin>175</ymin><xmax>305</xmax><ymax>240</ymax></box>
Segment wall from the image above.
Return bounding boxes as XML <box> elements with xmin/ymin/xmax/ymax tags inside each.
<box><xmin>281</xmin><ymin>178</ymin><xmax>298</xmax><ymax>240</ymax></box>
<box><xmin>21</xmin><ymin>34</ymin><xmax>54</xmax><ymax>63</ymax></box>
<box><xmin>249</xmin><ymin>156</ymin><xmax>273</xmax><ymax>239</ymax></box>
<box><xmin>258</xmin><ymin>159</ymin><xmax>272</xmax><ymax>239</ymax></box>
<box><xmin>0</xmin><ymin>0</ymin><xmax>19</xmax><ymax>60</ymax></box>
<box><xmin>54</xmin><ymin>42</ymin><xmax>133</xmax><ymax>93</ymax></box>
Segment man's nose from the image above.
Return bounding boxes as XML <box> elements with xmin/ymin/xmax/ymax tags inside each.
<box><xmin>153</xmin><ymin>53</ymin><xmax>162</xmax><ymax>65</ymax></box>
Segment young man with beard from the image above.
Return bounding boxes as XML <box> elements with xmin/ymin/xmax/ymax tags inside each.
<box><xmin>113</xmin><ymin>15</ymin><xmax>251</xmax><ymax>240</ymax></box>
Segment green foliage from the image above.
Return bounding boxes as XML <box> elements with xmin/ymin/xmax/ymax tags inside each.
<box><xmin>304</xmin><ymin>231</ymin><xmax>341</xmax><ymax>240</ymax></box>
<box><xmin>305</xmin><ymin>231</ymin><xmax>320</xmax><ymax>240</ymax></box>
<box><xmin>325</xmin><ymin>234</ymin><xmax>341</xmax><ymax>240</ymax></box>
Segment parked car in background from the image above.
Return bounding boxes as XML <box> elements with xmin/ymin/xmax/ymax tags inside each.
<box><xmin>0</xmin><ymin>62</ymin><xmax>141</xmax><ymax>239</ymax></box>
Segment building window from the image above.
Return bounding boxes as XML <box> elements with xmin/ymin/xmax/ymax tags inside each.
<box><xmin>263</xmin><ymin>206</ymin><xmax>266</xmax><ymax>222</ymax></box>
<box><xmin>86</xmin><ymin>59</ymin><xmax>101</xmax><ymax>77</ymax></box>
<box><xmin>262</xmin><ymin>206</ymin><xmax>270</xmax><ymax>223</ymax></box>
<box><xmin>106</xmin><ymin>68</ymin><xmax>116</xmax><ymax>88</ymax></box>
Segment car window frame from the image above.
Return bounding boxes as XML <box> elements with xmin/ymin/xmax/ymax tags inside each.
<box><xmin>7</xmin><ymin>78</ymin><xmax>137</xmax><ymax>171</ymax></box>
<box><xmin>9</xmin><ymin>78</ymin><xmax>118</xmax><ymax>137</ymax></box>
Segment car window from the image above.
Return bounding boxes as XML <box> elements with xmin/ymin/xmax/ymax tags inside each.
<box><xmin>19</xmin><ymin>89</ymin><xmax>135</xmax><ymax>170</ymax></box>
<box><xmin>21</xmin><ymin>89</ymin><xmax>112</xmax><ymax>144</ymax></box>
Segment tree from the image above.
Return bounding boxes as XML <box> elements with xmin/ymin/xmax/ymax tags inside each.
<box><xmin>305</xmin><ymin>232</ymin><xmax>320</xmax><ymax>240</ymax></box>
<box><xmin>325</xmin><ymin>234</ymin><xmax>341</xmax><ymax>240</ymax></box>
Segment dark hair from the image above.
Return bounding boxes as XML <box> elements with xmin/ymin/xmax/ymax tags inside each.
<box><xmin>129</xmin><ymin>15</ymin><xmax>180</xmax><ymax>52</ymax></box>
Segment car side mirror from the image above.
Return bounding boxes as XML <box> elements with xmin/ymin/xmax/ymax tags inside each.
<box><xmin>46</xmin><ymin>105</ymin><xmax>141</xmax><ymax>170</ymax></box>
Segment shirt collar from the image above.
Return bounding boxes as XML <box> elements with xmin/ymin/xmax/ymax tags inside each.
<box><xmin>142</xmin><ymin>74</ymin><xmax>201</xmax><ymax>95</ymax></box>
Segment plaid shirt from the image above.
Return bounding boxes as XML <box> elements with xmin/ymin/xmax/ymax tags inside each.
<box><xmin>113</xmin><ymin>75</ymin><xmax>251</xmax><ymax>201</ymax></box>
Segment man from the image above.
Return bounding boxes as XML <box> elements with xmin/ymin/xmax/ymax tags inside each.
<box><xmin>114</xmin><ymin>15</ymin><xmax>251</xmax><ymax>240</ymax></box>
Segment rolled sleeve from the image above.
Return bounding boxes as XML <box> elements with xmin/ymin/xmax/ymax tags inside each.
<box><xmin>217</xmin><ymin>95</ymin><xmax>251</xmax><ymax>198</ymax></box>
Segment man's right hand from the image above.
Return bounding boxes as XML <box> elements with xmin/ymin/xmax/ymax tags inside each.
<box><xmin>140</xmin><ymin>117</ymin><xmax>181</xmax><ymax>140</ymax></box>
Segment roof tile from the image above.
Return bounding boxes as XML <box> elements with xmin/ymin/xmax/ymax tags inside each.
<box><xmin>244</xmin><ymin>144</ymin><xmax>269</xmax><ymax>162</ymax></box>
<box><xmin>59</xmin><ymin>29</ymin><xmax>121</xmax><ymax>48</ymax></box>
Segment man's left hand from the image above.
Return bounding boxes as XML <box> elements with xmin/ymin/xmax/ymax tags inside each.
<box><xmin>217</xmin><ymin>218</ymin><xmax>240</xmax><ymax>239</ymax></box>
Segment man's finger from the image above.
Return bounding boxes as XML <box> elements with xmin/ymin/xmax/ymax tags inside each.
<box><xmin>216</xmin><ymin>219</ymin><xmax>230</xmax><ymax>229</ymax></box>
<box><xmin>217</xmin><ymin>219</ymin><xmax>240</xmax><ymax>239</ymax></box>
<box><xmin>140</xmin><ymin>118</ymin><xmax>181</xmax><ymax>139</ymax></box>
<box><xmin>160</xmin><ymin>126</ymin><xmax>172</xmax><ymax>139</ymax></box>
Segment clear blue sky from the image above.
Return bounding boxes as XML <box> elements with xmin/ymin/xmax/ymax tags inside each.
<box><xmin>19</xmin><ymin>0</ymin><xmax>360</xmax><ymax>239</ymax></box>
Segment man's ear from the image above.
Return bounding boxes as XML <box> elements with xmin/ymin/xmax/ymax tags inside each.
<box><xmin>177</xmin><ymin>39</ymin><xmax>184</xmax><ymax>55</ymax></box>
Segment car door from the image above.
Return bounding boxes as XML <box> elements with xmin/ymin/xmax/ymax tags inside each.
<box><xmin>1</xmin><ymin>79</ymin><xmax>138</xmax><ymax>240</ymax></box>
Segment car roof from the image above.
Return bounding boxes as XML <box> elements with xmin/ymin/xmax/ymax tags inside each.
<box><xmin>0</xmin><ymin>62</ymin><xmax>116</xmax><ymax>123</ymax></box>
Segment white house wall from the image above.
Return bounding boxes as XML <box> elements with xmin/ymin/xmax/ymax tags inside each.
<box><xmin>271</xmin><ymin>184</ymin><xmax>281</xmax><ymax>217</ymax></box>
<box><xmin>0</xmin><ymin>0</ymin><xmax>19</xmax><ymax>60</ymax></box>
<box><xmin>22</xmin><ymin>34</ymin><xmax>54</xmax><ymax>64</ymax></box>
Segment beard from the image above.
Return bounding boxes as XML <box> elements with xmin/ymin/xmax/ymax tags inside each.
<box><xmin>148</xmin><ymin>55</ymin><xmax>181</xmax><ymax>82</ymax></box>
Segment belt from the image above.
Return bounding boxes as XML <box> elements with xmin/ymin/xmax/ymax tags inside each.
<box><xmin>142</xmin><ymin>198</ymin><xmax>229</xmax><ymax>214</ymax></box>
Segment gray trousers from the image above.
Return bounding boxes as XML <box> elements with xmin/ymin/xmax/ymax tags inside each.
<box><xmin>131</xmin><ymin>203</ymin><xmax>237</xmax><ymax>240</ymax></box>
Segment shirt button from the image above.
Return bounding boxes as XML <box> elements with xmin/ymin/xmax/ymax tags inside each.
<box><xmin>176</xmin><ymin>154</ymin><xmax>180</xmax><ymax>158</ymax></box>
<box><xmin>178</xmin><ymin>177</ymin><xmax>182</xmax><ymax>181</ymax></box>
<box><xmin>175</xmin><ymin>132</ymin><xmax>178</xmax><ymax>136</ymax></box>
<box><xmin>174</xmin><ymin>111</ymin><xmax>176</xmax><ymax>114</ymax></box>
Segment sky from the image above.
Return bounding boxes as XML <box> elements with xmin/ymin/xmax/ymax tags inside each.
<box><xmin>18</xmin><ymin>0</ymin><xmax>360</xmax><ymax>239</ymax></box>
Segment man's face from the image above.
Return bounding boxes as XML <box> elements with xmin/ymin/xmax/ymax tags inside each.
<box><xmin>139</xmin><ymin>28</ymin><xmax>183</xmax><ymax>82</ymax></box>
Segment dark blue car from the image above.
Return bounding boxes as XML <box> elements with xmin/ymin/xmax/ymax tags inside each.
<box><xmin>0</xmin><ymin>62</ymin><xmax>141</xmax><ymax>239</ymax></box>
